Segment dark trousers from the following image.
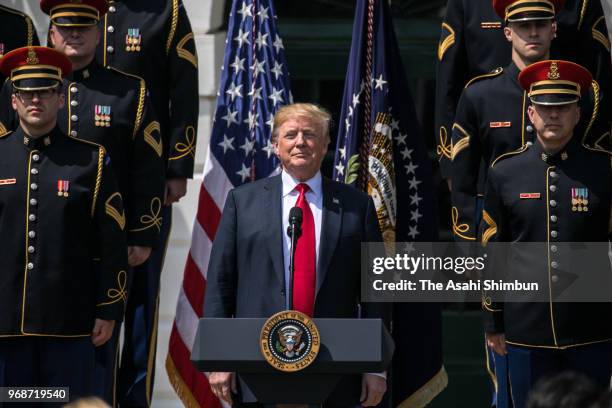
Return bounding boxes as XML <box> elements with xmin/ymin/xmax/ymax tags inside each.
<box><xmin>506</xmin><ymin>341</ymin><xmax>612</xmax><ymax>408</ymax></box>
<box><xmin>0</xmin><ymin>336</ymin><xmax>95</xmax><ymax>407</ymax></box>
<box><xmin>118</xmin><ymin>205</ymin><xmax>172</xmax><ymax>408</ymax></box>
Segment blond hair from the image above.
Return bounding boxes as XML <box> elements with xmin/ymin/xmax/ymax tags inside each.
<box><xmin>63</xmin><ymin>397</ymin><xmax>111</xmax><ymax>408</ymax></box>
<box><xmin>272</xmin><ymin>103</ymin><xmax>331</xmax><ymax>143</ymax></box>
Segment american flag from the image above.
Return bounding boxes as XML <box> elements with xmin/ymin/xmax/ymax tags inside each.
<box><xmin>333</xmin><ymin>0</ymin><xmax>446</xmax><ymax>406</ymax></box>
<box><xmin>165</xmin><ymin>0</ymin><xmax>291</xmax><ymax>406</ymax></box>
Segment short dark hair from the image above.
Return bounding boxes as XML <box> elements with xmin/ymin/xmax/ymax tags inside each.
<box><xmin>526</xmin><ymin>371</ymin><xmax>604</xmax><ymax>408</ymax></box>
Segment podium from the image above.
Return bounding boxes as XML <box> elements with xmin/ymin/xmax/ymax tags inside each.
<box><xmin>191</xmin><ymin>317</ymin><xmax>394</xmax><ymax>404</ymax></box>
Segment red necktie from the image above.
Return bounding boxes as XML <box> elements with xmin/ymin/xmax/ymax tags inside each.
<box><xmin>292</xmin><ymin>183</ymin><xmax>316</xmax><ymax>316</ymax></box>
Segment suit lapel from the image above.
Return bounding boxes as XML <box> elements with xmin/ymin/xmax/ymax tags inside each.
<box><xmin>264</xmin><ymin>175</ymin><xmax>285</xmax><ymax>289</ymax></box>
<box><xmin>317</xmin><ymin>178</ymin><xmax>342</xmax><ymax>295</ymax></box>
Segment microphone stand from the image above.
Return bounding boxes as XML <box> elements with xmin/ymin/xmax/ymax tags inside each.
<box><xmin>287</xmin><ymin>217</ymin><xmax>301</xmax><ymax>310</ymax></box>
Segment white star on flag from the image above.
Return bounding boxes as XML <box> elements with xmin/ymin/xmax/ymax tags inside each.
<box><xmin>218</xmin><ymin>135</ymin><xmax>235</xmax><ymax>153</ymax></box>
<box><xmin>335</xmin><ymin>161</ymin><xmax>345</xmax><ymax>176</ymax></box>
<box><xmin>373</xmin><ymin>74</ymin><xmax>387</xmax><ymax>90</ymax></box>
<box><xmin>271</xmin><ymin>61</ymin><xmax>284</xmax><ymax>79</ymax></box>
<box><xmin>236</xmin><ymin>163</ymin><xmax>251</xmax><ymax>182</ymax></box>
<box><xmin>221</xmin><ymin>108</ymin><xmax>239</xmax><ymax>127</ymax></box>
<box><xmin>410</xmin><ymin>208</ymin><xmax>422</xmax><ymax>222</ymax></box>
<box><xmin>239</xmin><ymin>138</ymin><xmax>256</xmax><ymax>156</ymax></box>
<box><xmin>269</xmin><ymin>87</ymin><xmax>284</xmax><ymax>106</ymax></box>
<box><xmin>230</xmin><ymin>56</ymin><xmax>245</xmax><ymax>73</ymax></box>
<box><xmin>255</xmin><ymin>32</ymin><xmax>269</xmax><ymax>49</ymax></box>
<box><xmin>408</xmin><ymin>176</ymin><xmax>421</xmax><ymax>190</ymax></box>
<box><xmin>237</xmin><ymin>2</ymin><xmax>253</xmax><ymax>20</ymax></box>
<box><xmin>234</xmin><ymin>28</ymin><xmax>250</xmax><ymax>48</ymax></box>
<box><xmin>404</xmin><ymin>162</ymin><xmax>418</xmax><ymax>174</ymax></box>
<box><xmin>251</xmin><ymin>59</ymin><xmax>266</xmax><ymax>77</ymax></box>
<box><xmin>273</xmin><ymin>34</ymin><xmax>284</xmax><ymax>53</ymax></box>
<box><xmin>257</xmin><ymin>6</ymin><xmax>270</xmax><ymax>22</ymax></box>
<box><xmin>409</xmin><ymin>192</ymin><xmax>422</xmax><ymax>206</ymax></box>
<box><xmin>226</xmin><ymin>82</ymin><xmax>242</xmax><ymax>101</ymax></box>
<box><xmin>407</xmin><ymin>225</ymin><xmax>419</xmax><ymax>239</ymax></box>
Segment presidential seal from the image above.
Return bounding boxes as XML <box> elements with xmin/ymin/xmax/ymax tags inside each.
<box><xmin>260</xmin><ymin>310</ymin><xmax>320</xmax><ymax>372</ymax></box>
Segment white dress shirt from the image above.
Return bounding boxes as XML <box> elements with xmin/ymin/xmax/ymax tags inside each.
<box><xmin>281</xmin><ymin>170</ymin><xmax>322</xmax><ymax>308</ymax></box>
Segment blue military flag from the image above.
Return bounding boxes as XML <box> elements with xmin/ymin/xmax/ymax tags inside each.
<box><xmin>333</xmin><ymin>0</ymin><xmax>446</xmax><ymax>406</ymax></box>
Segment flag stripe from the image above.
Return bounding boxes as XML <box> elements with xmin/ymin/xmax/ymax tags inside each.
<box><xmin>167</xmin><ymin>0</ymin><xmax>290</xmax><ymax>406</ymax></box>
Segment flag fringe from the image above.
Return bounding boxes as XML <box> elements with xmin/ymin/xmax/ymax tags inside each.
<box><xmin>165</xmin><ymin>354</ymin><xmax>202</xmax><ymax>408</ymax></box>
<box><xmin>396</xmin><ymin>365</ymin><xmax>448</xmax><ymax>408</ymax></box>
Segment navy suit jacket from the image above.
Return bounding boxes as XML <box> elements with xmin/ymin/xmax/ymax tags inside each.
<box><xmin>204</xmin><ymin>173</ymin><xmax>388</xmax><ymax>404</ymax></box>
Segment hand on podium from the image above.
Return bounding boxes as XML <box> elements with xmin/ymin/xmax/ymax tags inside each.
<box><xmin>360</xmin><ymin>373</ymin><xmax>387</xmax><ymax>406</ymax></box>
<box><xmin>209</xmin><ymin>371</ymin><xmax>237</xmax><ymax>404</ymax></box>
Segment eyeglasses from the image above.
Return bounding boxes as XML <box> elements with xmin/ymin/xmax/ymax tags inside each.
<box><xmin>15</xmin><ymin>89</ymin><xmax>59</xmax><ymax>102</ymax></box>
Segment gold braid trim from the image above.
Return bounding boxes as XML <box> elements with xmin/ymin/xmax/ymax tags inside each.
<box><xmin>578</xmin><ymin>0</ymin><xmax>588</xmax><ymax>30</ymax></box>
<box><xmin>144</xmin><ymin>121</ymin><xmax>163</xmax><ymax>157</ymax></box>
<box><xmin>105</xmin><ymin>192</ymin><xmax>126</xmax><ymax>230</ymax></box>
<box><xmin>130</xmin><ymin>197</ymin><xmax>163</xmax><ymax>232</ymax></box>
<box><xmin>396</xmin><ymin>366</ymin><xmax>448</xmax><ymax>408</ymax></box>
<box><xmin>169</xmin><ymin>125</ymin><xmax>196</xmax><ymax>161</ymax></box>
<box><xmin>481</xmin><ymin>209</ymin><xmax>497</xmax><ymax>246</ymax></box>
<box><xmin>166</xmin><ymin>354</ymin><xmax>201</xmax><ymax>408</ymax></box>
<box><xmin>437</xmin><ymin>126</ymin><xmax>452</xmax><ymax>159</ymax></box>
<box><xmin>166</xmin><ymin>0</ymin><xmax>179</xmax><ymax>55</ymax></box>
<box><xmin>592</xmin><ymin>16</ymin><xmax>611</xmax><ymax>51</ymax></box>
<box><xmin>134</xmin><ymin>79</ymin><xmax>146</xmax><ymax>137</ymax></box>
<box><xmin>437</xmin><ymin>22</ymin><xmax>455</xmax><ymax>61</ymax></box>
<box><xmin>26</xmin><ymin>16</ymin><xmax>33</xmax><ymax>45</ymax></box>
<box><xmin>0</xmin><ymin>123</ymin><xmax>8</xmax><ymax>136</ymax></box>
<box><xmin>97</xmin><ymin>270</ymin><xmax>128</xmax><ymax>306</ymax></box>
<box><xmin>91</xmin><ymin>147</ymin><xmax>105</xmax><ymax>217</ymax></box>
<box><xmin>176</xmin><ymin>32</ymin><xmax>198</xmax><ymax>68</ymax></box>
<box><xmin>582</xmin><ymin>80</ymin><xmax>600</xmax><ymax>144</ymax></box>
<box><xmin>452</xmin><ymin>207</ymin><xmax>476</xmax><ymax>241</ymax></box>
<box><xmin>464</xmin><ymin>67</ymin><xmax>503</xmax><ymax>89</ymax></box>
<box><xmin>482</xmin><ymin>295</ymin><xmax>502</xmax><ymax>312</ymax></box>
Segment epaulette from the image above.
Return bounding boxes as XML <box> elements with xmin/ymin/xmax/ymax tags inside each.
<box><xmin>0</xmin><ymin>5</ymin><xmax>35</xmax><ymax>46</ymax></box>
<box><xmin>67</xmin><ymin>134</ymin><xmax>106</xmax><ymax>153</ymax></box>
<box><xmin>491</xmin><ymin>143</ymin><xmax>529</xmax><ymax>167</ymax></box>
<box><xmin>0</xmin><ymin>4</ymin><xmax>30</xmax><ymax>19</ymax></box>
<box><xmin>0</xmin><ymin>129</ymin><xmax>13</xmax><ymax>139</ymax></box>
<box><xmin>106</xmin><ymin>66</ymin><xmax>145</xmax><ymax>84</ymax></box>
<box><xmin>582</xmin><ymin>143</ymin><xmax>612</xmax><ymax>156</ymax></box>
<box><xmin>464</xmin><ymin>67</ymin><xmax>504</xmax><ymax>89</ymax></box>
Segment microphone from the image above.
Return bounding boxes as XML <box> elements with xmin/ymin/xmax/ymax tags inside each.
<box><xmin>287</xmin><ymin>207</ymin><xmax>303</xmax><ymax>238</ymax></box>
<box><xmin>287</xmin><ymin>207</ymin><xmax>303</xmax><ymax>310</ymax></box>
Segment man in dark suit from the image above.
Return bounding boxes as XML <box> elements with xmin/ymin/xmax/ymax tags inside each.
<box><xmin>204</xmin><ymin>103</ymin><xmax>388</xmax><ymax>407</ymax></box>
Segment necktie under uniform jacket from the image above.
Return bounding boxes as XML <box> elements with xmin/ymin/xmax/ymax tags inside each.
<box><xmin>481</xmin><ymin>139</ymin><xmax>612</xmax><ymax>347</ymax></box>
<box><xmin>204</xmin><ymin>174</ymin><xmax>389</xmax><ymax>405</ymax></box>
<box><xmin>96</xmin><ymin>0</ymin><xmax>199</xmax><ymax>179</ymax></box>
<box><xmin>0</xmin><ymin>126</ymin><xmax>129</xmax><ymax>336</ymax></box>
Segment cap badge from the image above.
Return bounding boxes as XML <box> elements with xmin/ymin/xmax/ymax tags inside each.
<box><xmin>26</xmin><ymin>47</ymin><xmax>39</xmax><ymax>65</ymax></box>
<box><xmin>547</xmin><ymin>61</ymin><xmax>561</xmax><ymax>80</ymax></box>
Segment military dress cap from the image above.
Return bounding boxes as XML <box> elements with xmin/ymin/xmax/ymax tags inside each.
<box><xmin>0</xmin><ymin>46</ymin><xmax>72</xmax><ymax>91</ymax></box>
<box><xmin>519</xmin><ymin>60</ymin><xmax>592</xmax><ymax>105</ymax></box>
<box><xmin>41</xmin><ymin>0</ymin><xmax>108</xmax><ymax>26</ymax></box>
<box><xmin>493</xmin><ymin>0</ymin><xmax>563</xmax><ymax>22</ymax></box>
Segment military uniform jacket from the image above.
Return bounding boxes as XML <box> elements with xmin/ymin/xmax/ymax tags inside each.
<box><xmin>0</xmin><ymin>5</ymin><xmax>39</xmax><ymax>114</ymax></box>
<box><xmin>451</xmin><ymin>63</ymin><xmax>606</xmax><ymax>242</ymax></box>
<box><xmin>0</xmin><ymin>62</ymin><xmax>166</xmax><ymax>247</ymax></box>
<box><xmin>0</xmin><ymin>126</ymin><xmax>129</xmax><ymax>336</ymax></box>
<box><xmin>555</xmin><ymin>0</ymin><xmax>612</xmax><ymax>142</ymax></box>
<box><xmin>434</xmin><ymin>0</ymin><xmax>511</xmax><ymax>178</ymax></box>
<box><xmin>481</xmin><ymin>139</ymin><xmax>612</xmax><ymax>348</ymax></box>
<box><xmin>62</xmin><ymin>62</ymin><xmax>165</xmax><ymax>247</ymax></box>
<box><xmin>96</xmin><ymin>0</ymin><xmax>199</xmax><ymax>179</ymax></box>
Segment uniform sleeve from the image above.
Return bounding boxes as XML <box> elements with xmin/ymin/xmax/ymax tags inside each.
<box><xmin>480</xmin><ymin>168</ymin><xmax>507</xmax><ymax>333</ymax></box>
<box><xmin>0</xmin><ymin>80</ymin><xmax>18</xmax><ymax>133</ymax></box>
<box><xmin>165</xmin><ymin>0</ymin><xmax>199</xmax><ymax>179</ymax></box>
<box><xmin>127</xmin><ymin>84</ymin><xmax>166</xmax><ymax>247</ymax></box>
<box><xmin>435</xmin><ymin>0</ymin><xmax>468</xmax><ymax>179</ymax></box>
<box><xmin>450</xmin><ymin>89</ymin><xmax>482</xmax><ymax>242</ymax></box>
<box><xmin>203</xmin><ymin>189</ymin><xmax>238</xmax><ymax>318</ymax></box>
<box><xmin>94</xmin><ymin>150</ymin><xmax>130</xmax><ymax>321</ymax></box>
